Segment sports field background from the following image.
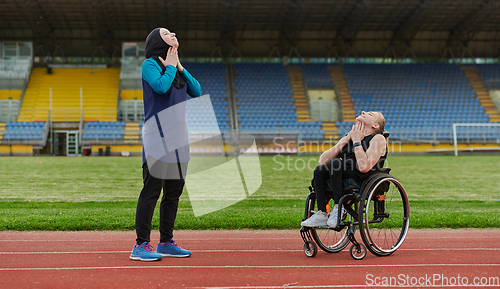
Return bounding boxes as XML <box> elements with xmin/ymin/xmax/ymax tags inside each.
<box><xmin>0</xmin><ymin>155</ymin><xmax>499</xmax><ymax>230</ymax></box>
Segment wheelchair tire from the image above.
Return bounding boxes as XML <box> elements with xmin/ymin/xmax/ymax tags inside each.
<box><xmin>310</xmin><ymin>220</ymin><xmax>352</xmax><ymax>254</ymax></box>
<box><xmin>304</xmin><ymin>241</ymin><xmax>317</xmax><ymax>257</ymax></box>
<box><xmin>358</xmin><ymin>174</ymin><xmax>410</xmax><ymax>257</ymax></box>
<box><xmin>308</xmin><ymin>196</ymin><xmax>352</xmax><ymax>254</ymax></box>
<box><xmin>350</xmin><ymin>244</ymin><xmax>367</xmax><ymax>260</ymax></box>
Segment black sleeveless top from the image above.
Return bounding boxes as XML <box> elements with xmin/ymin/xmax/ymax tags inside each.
<box><xmin>339</xmin><ymin>133</ymin><xmax>387</xmax><ymax>178</ymax></box>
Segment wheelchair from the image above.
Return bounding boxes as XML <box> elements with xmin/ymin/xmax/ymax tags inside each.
<box><xmin>300</xmin><ymin>167</ymin><xmax>410</xmax><ymax>260</ymax></box>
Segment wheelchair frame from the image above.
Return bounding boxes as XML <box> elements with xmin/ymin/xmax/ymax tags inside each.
<box><xmin>300</xmin><ymin>168</ymin><xmax>410</xmax><ymax>260</ymax></box>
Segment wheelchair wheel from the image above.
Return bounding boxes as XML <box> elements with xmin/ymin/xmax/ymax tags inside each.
<box><xmin>303</xmin><ymin>241</ymin><xmax>317</xmax><ymax>257</ymax></box>
<box><xmin>359</xmin><ymin>174</ymin><xmax>410</xmax><ymax>257</ymax></box>
<box><xmin>350</xmin><ymin>244</ymin><xmax>367</xmax><ymax>260</ymax></box>
<box><xmin>309</xmin><ymin>196</ymin><xmax>351</xmax><ymax>253</ymax></box>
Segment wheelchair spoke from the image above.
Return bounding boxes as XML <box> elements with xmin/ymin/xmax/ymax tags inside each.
<box><xmin>360</xmin><ymin>176</ymin><xmax>410</xmax><ymax>256</ymax></box>
<box><xmin>310</xmin><ymin>196</ymin><xmax>351</xmax><ymax>253</ymax></box>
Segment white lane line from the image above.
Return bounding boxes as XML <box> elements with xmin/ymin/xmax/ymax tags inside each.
<box><xmin>194</xmin><ymin>286</ymin><xmax>361</xmax><ymax>289</ymax></box>
<box><xmin>0</xmin><ymin>251</ymin><xmax>130</xmax><ymax>255</ymax></box>
<box><xmin>400</xmin><ymin>248</ymin><xmax>500</xmax><ymax>251</ymax></box>
<box><xmin>1</xmin><ymin>235</ymin><xmax>499</xmax><ymax>242</ymax></box>
<box><xmin>0</xmin><ymin>264</ymin><xmax>499</xmax><ymax>271</ymax></box>
<box><xmin>0</xmin><ymin>238</ymin><xmax>300</xmax><ymax>242</ymax></box>
<box><xmin>0</xmin><ymin>281</ymin><xmax>485</xmax><ymax>289</ymax></box>
<box><xmin>0</xmin><ymin>248</ymin><xmax>498</xmax><ymax>255</ymax></box>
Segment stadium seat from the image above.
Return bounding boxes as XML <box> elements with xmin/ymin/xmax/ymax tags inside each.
<box><xmin>234</xmin><ymin>63</ymin><xmax>322</xmax><ymax>138</ymax></box>
<box><xmin>338</xmin><ymin>63</ymin><xmax>492</xmax><ymax>140</ymax></box>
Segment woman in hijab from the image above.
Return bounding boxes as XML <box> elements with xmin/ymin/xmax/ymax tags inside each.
<box><xmin>130</xmin><ymin>28</ymin><xmax>202</xmax><ymax>262</ymax></box>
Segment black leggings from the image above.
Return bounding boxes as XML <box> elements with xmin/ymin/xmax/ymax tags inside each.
<box><xmin>135</xmin><ymin>162</ymin><xmax>187</xmax><ymax>245</ymax></box>
<box><xmin>313</xmin><ymin>158</ymin><xmax>361</xmax><ymax>212</ymax></box>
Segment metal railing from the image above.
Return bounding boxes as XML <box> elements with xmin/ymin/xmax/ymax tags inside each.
<box><xmin>15</xmin><ymin>109</ymin><xmax>117</xmax><ymax>123</ymax></box>
<box><xmin>309</xmin><ymin>100</ymin><xmax>338</xmax><ymax>122</ymax></box>
<box><xmin>118</xmin><ymin>101</ymin><xmax>144</xmax><ymax>122</ymax></box>
<box><xmin>0</xmin><ymin>100</ymin><xmax>21</xmax><ymax>122</ymax></box>
<box><xmin>82</xmin><ymin>110</ymin><xmax>117</xmax><ymax>122</ymax></box>
<box><xmin>15</xmin><ymin>109</ymin><xmax>49</xmax><ymax>122</ymax></box>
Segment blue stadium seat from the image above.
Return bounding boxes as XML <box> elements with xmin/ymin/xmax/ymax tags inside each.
<box><xmin>337</xmin><ymin>63</ymin><xmax>493</xmax><ymax>140</ymax></box>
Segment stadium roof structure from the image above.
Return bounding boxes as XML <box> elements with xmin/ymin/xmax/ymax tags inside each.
<box><xmin>2</xmin><ymin>0</ymin><xmax>500</xmax><ymax>59</ymax></box>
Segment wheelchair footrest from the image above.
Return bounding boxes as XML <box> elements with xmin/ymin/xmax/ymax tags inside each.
<box><xmin>300</xmin><ymin>227</ymin><xmax>314</xmax><ymax>244</ymax></box>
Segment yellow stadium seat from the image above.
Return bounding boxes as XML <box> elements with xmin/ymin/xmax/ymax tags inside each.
<box><xmin>120</xmin><ymin>89</ymin><xmax>143</xmax><ymax>100</ymax></box>
<box><xmin>0</xmin><ymin>90</ymin><xmax>22</xmax><ymax>100</ymax></box>
<box><xmin>18</xmin><ymin>68</ymin><xmax>120</xmax><ymax>122</ymax></box>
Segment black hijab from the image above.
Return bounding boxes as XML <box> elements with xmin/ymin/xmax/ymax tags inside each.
<box><xmin>144</xmin><ymin>28</ymin><xmax>185</xmax><ymax>89</ymax></box>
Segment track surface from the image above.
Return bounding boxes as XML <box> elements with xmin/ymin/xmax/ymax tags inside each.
<box><xmin>0</xmin><ymin>230</ymin><xmax>499</xmax><ymax>288</ymax></box>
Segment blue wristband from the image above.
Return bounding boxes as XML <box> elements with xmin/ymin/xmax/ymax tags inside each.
<box><xmin>353</xmin><ymin>142</ymin><xmax>361</xmax><ymax>147</ymax></box>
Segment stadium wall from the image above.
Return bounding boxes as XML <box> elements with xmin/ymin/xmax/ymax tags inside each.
<box><xmin>0</xmin><ymin>145</ymin><xmax>33</xmax><ymax>156</ymax></box>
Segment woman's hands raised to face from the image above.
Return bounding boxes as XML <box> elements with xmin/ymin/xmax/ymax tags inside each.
<box><xmin>158</xmin><ymin>47</ymin><xmax>178</xmax><ymax>68</ymax></box>
<box><xmin>157</xmin><ymin>47</ymin><xmax>184</xmax><ymax>72</ymax></box>
<box><xmin>350</xmin><ymin>121</ymin><xmax>365</xmax><ymax>143</ymax></box>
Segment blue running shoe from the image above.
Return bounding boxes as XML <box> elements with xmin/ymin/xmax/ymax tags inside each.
<box><xmin>156</xmin><ymin>239</ymin><xmax>191</xmax><ymax>257</ymax></box>
<box><xmin>130</xmin><ymin>242</ymin><xmax>163</xmax><ymax>261</ymax></box>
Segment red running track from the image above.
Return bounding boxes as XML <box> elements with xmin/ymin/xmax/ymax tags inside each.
<box><xmin>0</xmin><ymin>230</ymin><xmax>499</xmax><ymax>288</ymax></box>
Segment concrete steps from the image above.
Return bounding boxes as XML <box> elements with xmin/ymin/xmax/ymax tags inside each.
<box><xmin>287</xmin><ymin>66</ymin><xmax>312</xmax><ymax>122</ymax></box>
<box><xmin>462</xmin><ymin>67</ymin><xmax>500</xmax><ymax>123</ymax></box>
<box><xmin>329</xmin><ymin>66</ymin><xmax>356</xmax><ymax>122</ymax></box>
<box><xmin>123</xmin><ymin>122</ymin><xmax>141</xmax><ymax>144</ymax></box>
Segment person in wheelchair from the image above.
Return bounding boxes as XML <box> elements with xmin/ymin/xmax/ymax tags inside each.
<box><xmin>301</xmin><ymin>111</ymin><xmax>387</xmax><ymax>229</ymax></box>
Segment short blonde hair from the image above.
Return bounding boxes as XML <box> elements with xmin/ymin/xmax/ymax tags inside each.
<box><xmin>375</xmin><ymin>112</ymin><xmax>385</xmax><ymax>134</ymax></box>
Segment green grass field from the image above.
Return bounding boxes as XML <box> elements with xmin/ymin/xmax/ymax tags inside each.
<box><xmin>0</xmin><ymin>155</ymin><xmax>499</xmax><ymax>230</ymax></box>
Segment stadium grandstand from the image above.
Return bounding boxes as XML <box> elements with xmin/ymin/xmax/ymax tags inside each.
<box><xmin>1</xmin><ymin>0</ymin><xmax>500</xmax><ymax>156</ymax></box>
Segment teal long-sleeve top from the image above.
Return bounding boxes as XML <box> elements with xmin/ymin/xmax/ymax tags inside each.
<box><xmin>142</xmin><ymin>58</ymin><xmax>202</xmax><ymax>124</ymax></box>
<box><xmin>141</xmin><ymin>58</ymin><xmax>202</xmax><ymax>164</ymax></box>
